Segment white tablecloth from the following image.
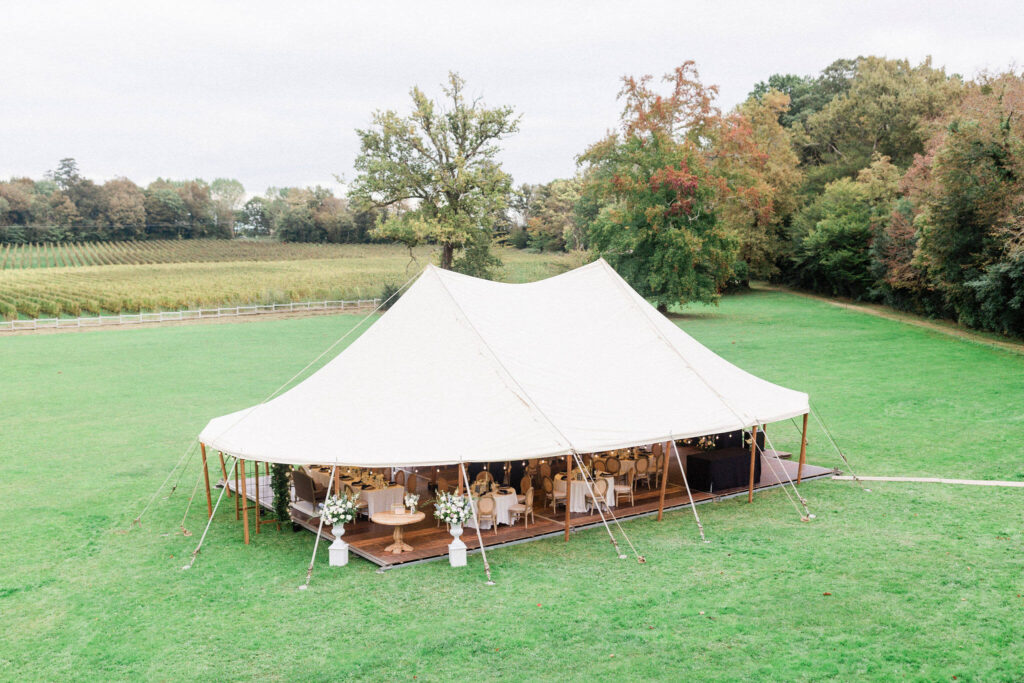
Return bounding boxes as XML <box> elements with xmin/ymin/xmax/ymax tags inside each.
<box><xmin>307</xmin><ymin>469</ymin><xmax>406</xmax><ymax>517</ymax></box>
<box><xmin>555</xmin><ymin>475</ymin><xmax>615</xmax><ymax>513</ymax></box>
<box><xmin>465</xmin><ymin>491</ymin><xmax>518</xmax><ymax>529</ymax></box>
<box><xmin>358</xmin><ymin>485</ymin><xmax>406</xmax><ymax>517</ymax></box>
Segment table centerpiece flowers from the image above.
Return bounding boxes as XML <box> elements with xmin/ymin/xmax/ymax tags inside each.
<box><xmin>404</xmin><ymin>492</ymin><xmax>420</xmax><ymax>512</ymax></box>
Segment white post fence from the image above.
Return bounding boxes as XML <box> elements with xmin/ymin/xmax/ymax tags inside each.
<box><xmin>0</xmin><ymin>298</ymin><xmax>382</xmax><ymax>332</ymax></box>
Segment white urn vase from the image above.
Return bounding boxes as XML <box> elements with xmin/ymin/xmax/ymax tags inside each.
<box><xmin>448</xmin><ymin>523</ymin><xmax>467</xmax><ymax>567</ymax></box>
<box><xmin>328</xmin><ymin>523</ymin><xmax>349</xmax><ymax>567</ymax></box>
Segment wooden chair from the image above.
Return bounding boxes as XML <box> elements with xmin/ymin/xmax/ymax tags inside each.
<box><xmin>517</xmin><ymin>474</ymin><xmax>532</xmax><ymax>503</ymax></box>
<box><xmin>614</xmin><ymin>469</ymin><xmax>635</xmax><ymax>506</ymax></box>
<box><xmin>604</xmin><ymin>456</ymin><xmax>621</xmax><ymax>476</ymax></box>
<box><xmin>653</xmin><ymin>452</ymin><xmax>665</xmax><ymax>488</ymax></box>
<box><xmin>509</xmin><ymin>488</ymin><xmax>534</xmax><ymax>528</ymax></box>
<box><xmin>539</xmin><ymin>462</ymin><xmax>552</xmax><ymax>480</ymax></box>
<box><xmin>592</xmin><ymin>456</ymin><xmax>607</xmax><ymax>473</ymax></box>
<box><xmin>542</xmin><ymin>476</ymin><xmax>565</xmax><ymax>513</ymax></box>
<box><xmin>475</xmin><ymin>470</ymin><xmax>494</xmax><ymax>484</ymax></box>
<box><xmin>476</xmin><ymin>495</ymin><xmax>498</xmax><ymax>535</ymax></box>
<box><xmin>289</xmin><ymin>470</ymin><xmax>324</xmax><ymax>523</ymax></box>
<box><xmin>394</xmin><ymin>470</ymin><xmax>406</xmax><ymax>487</ymax></box>
<box><xmin>586</xmin><ymin>478</ymin><xmax>610</xmax><ymax>514</ymax></box>
<box><xmin>634</xmin><ymin>457</ymin><xmax>652</xmax><ymax>489</ymax></box>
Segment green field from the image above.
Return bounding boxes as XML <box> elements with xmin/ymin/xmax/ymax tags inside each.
<box><xmin>0</xmin><ymin>244</ymin><xmax>578</xmax><ymax>319</ymax></box>
<box><xmin>1</xmin><ymin>288</ymin><xmax>1021</xmax><ymax>680</ymax></box>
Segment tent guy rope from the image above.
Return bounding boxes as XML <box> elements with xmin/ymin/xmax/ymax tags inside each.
<box><xmin>460</xmin><ymin>463</ymin><xmax>495</xmax><ymax>585</ymax></box>
<box><xmin>810</xmin><ymin>403</ymin><xmax>869</xmax><ymax>491</ymax></box>
<box><xmin>183</xmin><ymin>456</ymin><xmax>237</xmax><ymax>570</ymax></box>
<box><xmin>670</xmin><ymin>440</ymin><xmax>708</xmax><ymax>543</ymax></box>
<box><xmin>570</xmin><ymin>451</ymin><xmax>637</xmax><ymax>561</ymax></box>
<box><xmin>301</xmin><ymin>465</ymin><xmax>337</xmax><ymax>589</ymax></box>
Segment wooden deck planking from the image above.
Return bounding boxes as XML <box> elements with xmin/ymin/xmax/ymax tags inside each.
<box><xmin>223</xmin><ymin>456</ymin><xmax>835</xmax><ymax>568</ymax></box>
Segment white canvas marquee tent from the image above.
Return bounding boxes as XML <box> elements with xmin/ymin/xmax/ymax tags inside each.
<box><xmin>199</xmin><ymin>258</ymin><xmax>808</xmax><ymax>466</ymax></box>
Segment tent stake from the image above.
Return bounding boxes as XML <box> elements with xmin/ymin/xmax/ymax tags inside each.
<box><xmin>748</xmin><ymin>426</ymin><xmax>759</xmax><ymax>503</ymax></box>
<box><xmin>797</xmin><ymin>413</ymin><xmax>808</xmax><ymax>484</ymax></box>
<box><xmin>656</xmin><ymin>442</ymin><xmax>670</xmax><ymax>521</ymax></box>
<box><xmin>200</xmin><ymin>443</ymin><xmax>213</xmax><ymax>519</ymax></box>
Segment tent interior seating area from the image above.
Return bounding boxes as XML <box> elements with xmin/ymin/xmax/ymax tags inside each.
<box><xmin>220</xmin><ymin>438</ymin><xmax>833</xmax><ymax>569</ymax></box>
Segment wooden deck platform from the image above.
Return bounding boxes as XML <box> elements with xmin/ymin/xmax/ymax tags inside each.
<box><xmin>224</xmin><ymin>455</ymin><xmax>835</xmax><ymax>569</ymax></box>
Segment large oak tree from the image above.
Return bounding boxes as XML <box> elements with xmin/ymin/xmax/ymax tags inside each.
<box><xmin>349</xmin><ymin>72</ymin><xmax>519</xmax><ymax>271</ymax></box>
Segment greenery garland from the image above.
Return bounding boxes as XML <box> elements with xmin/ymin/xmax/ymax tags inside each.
<box><xmin>271</xmin><ymin>464</ymin><xmax>291</xmax><ymax>524</ymax></box>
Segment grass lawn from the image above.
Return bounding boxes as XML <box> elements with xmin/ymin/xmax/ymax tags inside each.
<box><xmin>1</xmin><ymin>288</ymin><xmax>1021</xmax><ymax>681</ymax></box>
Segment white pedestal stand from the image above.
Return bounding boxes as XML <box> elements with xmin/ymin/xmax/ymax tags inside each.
<box><xmin>329</xmin><ymin>525</ymin><xmax>349</xmax><ymax>567</ymax></box>
<box><xmin>448</xmin><ymin>524</ymin><xmax>467</xmax><ymax>567</ymax></box>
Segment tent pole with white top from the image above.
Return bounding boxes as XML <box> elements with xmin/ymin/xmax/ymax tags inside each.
<box><xmin>301</xmin><ymin>465</ymin><xmax>336</xmax><ymax>589</ymax></box>
<box><xmin>459</xmin><ymin>463</ymin><xmax>495</xmax><ymax>585</ymax></box>
<box><xmin>564</xmin><ymin>453</ymin><xmax>572</xmax><ymax>541</ymax></box>
<box><xmin>797</xmin><ymin>413</ymin><xmax>809</xmax><ymax>484</ymax></box>
<box><xmin>747</xmin><ymin>426</ymin><xmax>759</xmax><ymax>503</ymax></box>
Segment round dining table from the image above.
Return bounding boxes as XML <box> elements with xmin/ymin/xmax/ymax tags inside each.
<box><xmin>371</xmin><ymin>510</ymin><xmax>425</xmax><ymax>554</ymax></box>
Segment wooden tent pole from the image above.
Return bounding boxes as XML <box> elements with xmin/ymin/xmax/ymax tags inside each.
<box><xmin>200</xmin><ymin>443</ymin><xmax>213</xmax><ymax>519</ymax></box>
<box><xmin>657</xmin><ymin>441</ymin><xmax>670</xmax><ymax>520</ymax></box>
<box><xmin>254</xmin><ymin>461</ymin><xmax>260</xmax><ymax>535</ymax></box>
<box><xmin>241</xmin><ymin>459</ymin><xmax>250</xmax><ymax>544</ymax></box>
<box><xmin>797</xmin><ymin>413</ymin><xmax>809</xmax><ymax>484</ymax></box>
<box><xmin>564</xmin><ymin>453</ymin><xmax>572</xmax><ymax>541</ymax></box>
<box><xmin>748</xmin><ymin>425</ymin><xmax>759</xmax><ymax>503</ymax></box>
<box><xmin>457</xmin><ymin>464</ymin><xmax>464</xmax><ymax>496</ymax></box>
<box><xmin>218</xmin><ymin>451</ymin><xmax>231</xmax><ymax>497</ymax></box>
<box><xmin>234</xmin><ymin>454</ymin><xmax>241</xmax><ymax>519</ymax></box>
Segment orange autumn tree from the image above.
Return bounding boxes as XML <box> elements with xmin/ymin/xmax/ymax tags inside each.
<box><xmin>579</xmin><ymin>62</ymin><xmax>798</xmax><ymax>306</ymax></box>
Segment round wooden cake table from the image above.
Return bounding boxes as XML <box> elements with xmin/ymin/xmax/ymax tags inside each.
<box><xmin>370</xmin><ymin>510</ymin><xmax>425</xmax><ymax>554</ymax></box>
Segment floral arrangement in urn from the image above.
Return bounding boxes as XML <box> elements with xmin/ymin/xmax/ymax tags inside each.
<box><xmin>321</xmin><ymin>492</ymin><xmax>360</xmax><ymax>527</ymax></box>
<box><xmin>433</xmin><ymin>491</ymin><xmax>473</xmax><ymax>526</ymax></box>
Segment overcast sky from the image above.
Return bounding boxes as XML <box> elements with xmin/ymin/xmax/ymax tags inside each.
<box><xmin>1</xmin><ymin>0</ymin><xmax>1020</xmax><ymax>196</ymax></box>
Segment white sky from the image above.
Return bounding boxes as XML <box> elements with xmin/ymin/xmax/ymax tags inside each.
<box><xmin>1</xmin><ymin>0</ymin><xmax>1020</xmax><ymax>196</ymax></box>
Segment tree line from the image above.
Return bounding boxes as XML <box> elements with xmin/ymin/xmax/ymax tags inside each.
<box><xmin>4</xmin><ymin>58</ymin><xmax>1021</xmax><ymax>335</ymax></box>
<box><xmin>0</xmin><ymin>159</ymin><xmax>381</xmax><ymax>244</ymax></box>
<box><xmin>508</xmin><ymin>59</ymin><xmax>1023</xmax><ymax>336</ymax></box>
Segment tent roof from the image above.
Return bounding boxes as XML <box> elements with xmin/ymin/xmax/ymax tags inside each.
<box><xmin>199</xmin><ymin>259</ymin><xmax>808</xmax><ymax>466</ymax></box>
